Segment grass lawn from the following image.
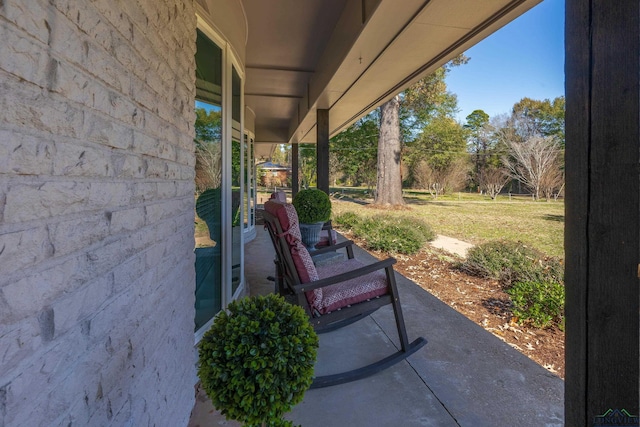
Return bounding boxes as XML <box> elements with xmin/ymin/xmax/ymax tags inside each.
<box><xmin>330</xmin><ymin>190</ymin><xmax>565</xmax><ymax>258</ymax></box>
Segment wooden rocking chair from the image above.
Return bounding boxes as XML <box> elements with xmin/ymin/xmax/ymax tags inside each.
<box><xmin>262</xmin><ymin>200</ymin><xmax>427</xmax><ymax>388</ymax></box>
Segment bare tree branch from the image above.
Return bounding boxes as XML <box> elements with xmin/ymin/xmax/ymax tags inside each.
<box><xmin>502</xmin><ymin>136</ymin><xmax>561</xmax><ymax>200</ymax></box>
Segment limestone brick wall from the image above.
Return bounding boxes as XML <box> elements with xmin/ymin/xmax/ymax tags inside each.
<box><xmin>0</xmin><ymin>0</ymin><xmax>198</xmax><ymax>425</ymax></box>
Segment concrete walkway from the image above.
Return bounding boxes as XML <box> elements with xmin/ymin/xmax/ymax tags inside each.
<box><xmin>430</xmin><ymin>235</ymin><xmax>474</xmax><ymax>258</ymax></box>
<box><xmin>189</xmin><ymin>228</ymin><xmax>563</xmax><ymax>427</ymax></box>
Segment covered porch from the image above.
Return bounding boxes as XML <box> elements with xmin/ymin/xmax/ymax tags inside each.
<box><xmin>189</xmin><ymin>224</ymin><xmax>564</xmax><ymax>426</ymax></box>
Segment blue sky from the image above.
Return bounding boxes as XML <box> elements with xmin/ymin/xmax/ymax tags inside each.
<box><xmin>446</xmin><ymin>0</ymin><xmax>565</xmax><ymax>122</ymax></box>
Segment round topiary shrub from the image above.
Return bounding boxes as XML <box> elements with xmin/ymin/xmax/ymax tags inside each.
<box><xmin>292</xmin><ymin>188</ymin><xmax>332</xmax><ymax>224</ymax></box>
<box><xmin>198</xmin><ymin>294</ymin><xmax>319</xmax><ymax>427</ymax></box>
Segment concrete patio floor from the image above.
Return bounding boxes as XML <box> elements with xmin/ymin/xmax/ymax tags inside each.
<box><xmin>189</xmin><ymin>225</ymin><xmax>564</xmax><ymax>427</ymax></box>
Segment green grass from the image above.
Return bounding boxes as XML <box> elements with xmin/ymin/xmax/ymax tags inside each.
<box><xmin>330</xmin><ymin>191</ymin><xmax>564</xmax><ymax>258</ymax></box>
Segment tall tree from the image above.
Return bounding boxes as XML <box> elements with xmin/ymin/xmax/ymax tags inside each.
<box><xmin>409</xmin><ymin>115</ymin><xmax>470</xmax><ymax>196</ymax></box>
<box><xmin>464</xmin><ymin>109</ymin><xmax>490</xmax><ymax>189</ymax></box>
<box><xmin>374</xmin><ymin>55</ymin><xmax>469</xmax><ymax>206</ymax></box>
<box><xmin>271</xmin><ymin>144</ymin><xmax>290</xmax><ymax>165</ymax></box>
<box><xmin>194</xmin><ymin>107</ymin><xmax>222</xmax><ymax>192</ymax></box>
<box><xmin>298</xmin><ymin>143</ymin><xmax>317</xmax><ymax>188</ymax></box>
<box><xmin>329</xmin><ymin>114</ymin><xmax>379</xmax><ymax>187</ymax></box>
<box><xmin>375</xmin><ymin>96</ymin><xmax>404</xmax><ymax>205</ymax></box>
<box><xmin>511</xmin><ymin>96</ymin><xmax>565</xmax><ymax>144</ymax></box>
<box><xmin>195</xmin><ymin>107</ymin><xmax>222</xmax><ymax>146</ymax></box>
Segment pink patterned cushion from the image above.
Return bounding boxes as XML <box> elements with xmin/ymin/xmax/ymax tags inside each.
<box><xmin>314</xmin><ymin>258</ymin><xmax>389</xmax><ymax>314</ymax></box>
<box><xmin>264</xmin><ymin>201</ymin><xmax>388</xmax><ymax>315</ymax></box>
<box><xmin>316</xmin><ymin>229</ymin><xmax>337</xmax><ymax>248</ymax></box>
<box><xmin>264</xmin><ymin>201</ymin><xmax>302</xmax><ymax>242</ymax></box>
<box><xmin>264</xmin><ymin>201</ymin><xmax>321</xmax><ymax>307</ymax></box>
<box><xmin>270</xmin><ymin>191</ymin><xmax>287</xmax><ymax>202</ymax></box>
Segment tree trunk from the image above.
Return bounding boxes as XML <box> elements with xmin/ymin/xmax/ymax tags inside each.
<box><xmin>375</xmin><ymin>96</ymin><xmax>405</xmax><ymax>206</ymax></box>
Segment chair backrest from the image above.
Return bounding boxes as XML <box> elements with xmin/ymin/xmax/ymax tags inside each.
<box><xmin>263</xmin><ymin>201</ymin><xmax>323</xmax><ymax>310</ymax></box>
<box><xmin>264</xmin><ymin>201</ymin><xmax>323</xmax><ymax>316</ymax></box>
<box><xmin>270</xmin><ymin>191</ymin><xmax>287</xmax><ymax>202</ymax></box>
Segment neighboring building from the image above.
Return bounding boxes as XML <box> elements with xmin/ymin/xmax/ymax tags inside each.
<box><xmin>256</xmin><ymin>161</ymin><xmax>291</xmax><ymax>188</ymax></box>
<box><xmin>0</xmin><ymin>0</ymin><xmax>636</xmax><ymax>426</ymax></box>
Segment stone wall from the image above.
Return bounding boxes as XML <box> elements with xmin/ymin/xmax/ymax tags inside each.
<box><xmin>0</xmin><ymin>0</ymin><xmax>198</xmax><ymax>425</ymax></box>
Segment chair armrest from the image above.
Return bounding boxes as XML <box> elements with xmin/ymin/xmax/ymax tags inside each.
<box><xmin>311</xmin><ymin>239</ymin><xmax>354</xmax><ymax>256</ymax></box>
<box><xmin>295</xmin><ymin>257</ymin><xmax>397</xmax><ymax>293</ymax></box>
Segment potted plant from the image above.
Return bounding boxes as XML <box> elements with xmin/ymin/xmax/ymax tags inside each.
<box><xmin>292</xmin><ymin>188</ymin><xmax>332</xmax><ymax>250</ymax></box>
<box><xmin>198</xmin><ymin>294</ymin><xmax>319</xmax><ymax>427</ymax></box>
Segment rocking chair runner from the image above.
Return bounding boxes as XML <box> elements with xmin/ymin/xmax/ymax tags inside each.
<box><xmin>263</xmin><ymin>200</ymin><xmax>427</xmax><ymax>388</ymax></box>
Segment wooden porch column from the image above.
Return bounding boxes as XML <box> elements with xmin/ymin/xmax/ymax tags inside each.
<box><xmin>291</xmin><ymin>143</ymin><xmax>299</xmax><ymax>197</ymax></box>
<box><xmin>316</xmin><ymin>109</ymin><xmax>329</xmax><ymax>194</ymax></box>
<box><xmin>565</xmin><ymin>0</ymin><xmax>639</xmax><ymax>424</ymax></box>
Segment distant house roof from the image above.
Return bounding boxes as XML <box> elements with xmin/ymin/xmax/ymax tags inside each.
<box><xmin>257</xmin><ymin>161</ymin><xmax>291</xmax><ymax>171</ymax></box>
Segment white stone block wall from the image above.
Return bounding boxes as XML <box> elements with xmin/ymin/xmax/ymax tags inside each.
<box><xmin>0</xmin><ymin>0</ymin><xmax>198</xmax><ymax>425</ymax></box>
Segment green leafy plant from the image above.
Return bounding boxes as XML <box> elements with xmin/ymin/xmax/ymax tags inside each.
<box><xmin>462</xmin><ymin>240</ymin><xmax>563</xmax><ymax>287</ymax></box>
<box><xmin>334</xmin><ymin>213</ymin><xmax>434</xmax><ymax>255</ymax></box>
<box><xmin>506</xmin><ymin>280</ymin><xmax>565</xmax><ymax>329</ymax></box>
<box><xmin>332</xmin><ymin>211</ymin><xmax>361</xmax><ymax>229</ymax></box>
<box><xmin>198</xmin><ymin>294</ymin><xmax>318</xmax><ymax>427</ymax></box>
<box><xmin>292</xmin><ymin>188</ymin><xmax>332</xmax><ymax>224</ymax></box>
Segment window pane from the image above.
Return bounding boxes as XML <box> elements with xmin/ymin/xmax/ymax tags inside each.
<box><xmin>244</xmin><ymin>134</ymin><xmax>255</xmax><ymax>229</ymax></box>
<box><xmin>231</xmin><ymin>65</ymin><xmax>242</xmax><ymax>294</ymax></box>
<box><xmin>194</xmin><ymin>31</ymin><xmax>223</xmax><ymax>331</ymax></box>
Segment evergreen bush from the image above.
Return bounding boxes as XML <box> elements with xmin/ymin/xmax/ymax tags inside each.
<box><xmin>340</xmin><ymin>214</ymin><xmax>435</xmax><ymax>255</ymax></box>
<box><xmin>462</xmin><ymin>240</ymin><xmax>563</xmax><ymax>287</ymax></box>
<box><xmin>333</xmin><ymin>211</ymin><xmax>360</xmax><ymax>229</ymax></box>
<box><xmin>506</xmin><ymin>280</ymin><xmax>565</xmax><ymax>329</ymax></box>
<box><xmin>198</xmin><ymin>294</ymin><xmax>318</xmax><ymax>427</ymax></box>
<box><xmin>292</xmin><ymin>188</ymin><xmax>332</xmax><ymax>224</ymax></box>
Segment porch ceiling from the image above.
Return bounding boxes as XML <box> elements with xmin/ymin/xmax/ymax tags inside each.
<box><xmin>242</xmin><ymin>0</ymin><xmax>542</xmax><ymax>146</ymax></box>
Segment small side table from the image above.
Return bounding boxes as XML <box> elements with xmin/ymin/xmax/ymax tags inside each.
<box><xmin>311</xmin><ymin>251</ymin><xmax>344</xmax><ymax>267</ymax></box>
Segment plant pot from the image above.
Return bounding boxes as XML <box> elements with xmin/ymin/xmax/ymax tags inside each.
<box><xmin>299</xmin><ymin>221</ymin><xmax>325</xmax><ymax>251</ymax></box>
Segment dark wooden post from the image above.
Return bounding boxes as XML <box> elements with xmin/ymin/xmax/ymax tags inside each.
<box><xmin>316</xmin><ymin>109</ymin><xmax>330</xmax><ymax>194</ymax></box>
<box><xmin>292</xmin><ymin>143</ymin><xmax>299</xmax><ymax>198</ymax></box>
<box><xmin>565</xmin><ymin>0</ymin><xmax>639</xmax><ymax>425</ymax></box>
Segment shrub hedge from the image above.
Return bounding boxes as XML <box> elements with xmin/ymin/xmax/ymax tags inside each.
<box><xmin>507</xmin><ymin>280</ymin><xmax>565</xmax><ymax>329</ymax></box>
<box><xmin>333</xmin><ymin>211</ymin><xmax>435</xmax><ymax>255</ymax></box>
<box><xmin>462</xmin><ymin>240</ymin><xmax>565</xmax><ymax>329</ymax></box>
<box><xmin>462</xmin><ymin>240</ymin><xmax>563</xmax><ymax>287</ymax></box>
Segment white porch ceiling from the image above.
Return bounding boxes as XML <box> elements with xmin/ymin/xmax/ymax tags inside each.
<box><xmin>241</xmin><ymin>0</ymin><xmax>542</xmax><ymax>147</ymax></box>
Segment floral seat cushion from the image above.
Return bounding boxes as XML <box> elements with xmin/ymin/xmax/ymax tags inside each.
<box><xmin>314</xmin><ymin>258</ymin><xmax>388</xmax><ymax>314</ymax></box>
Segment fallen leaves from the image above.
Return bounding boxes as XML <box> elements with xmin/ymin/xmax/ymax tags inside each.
<box><xmin>390</xmin><ymin>246</ymin><xmax>565</xmax><ymax>379</ymax></box>
<box><xmin>339</xmin><ymin>231</ymin><xmax>565</xmax><ymax>378</ymax></box>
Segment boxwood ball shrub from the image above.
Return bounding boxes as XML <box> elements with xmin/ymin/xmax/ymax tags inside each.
<box><xmin>198</xmin><ymin>294</ymin><xmax>319</xmax><ymax>427</ymax></box>
<box><xmin>292</xmin><ymin>188</ymin><xmax>332</xmax><ymax>224</ymax></box>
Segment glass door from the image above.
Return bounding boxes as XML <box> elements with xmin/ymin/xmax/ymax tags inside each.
<box><xmin>194</xmin><ymin>30</ymin><xmax>223</xmax><ymax>331</ymax></box>
<box><xmin>230</xmin><ymin>65</ymin><xmax>242</xmax><ymax>296</ymax></box>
